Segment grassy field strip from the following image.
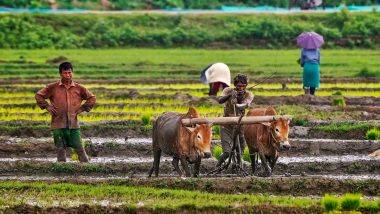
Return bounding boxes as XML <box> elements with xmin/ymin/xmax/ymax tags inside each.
<box><xmin>0</xmin><ymin>181</ymin><xmax>317</xmax><ymax>209</ymax></box>
<box><xmin>3</xmin><ymin>90</ymin><xmax>380</xmax><ymax>98</ymax></box>
<box><xmin>0</xmin><ymin>103</ymin><xmax>369</xmax><ymax>122</ymax></box>
<box><xmin>8</xmin><ymin>83</ymin><xmax>380</xmax><ymax>90</ymax></box>
<box><xmin>0</xmin><ymin>98</ymin><xmax>185</xmax><ymax>105</ymax></box>
<box><xmin>3</xmin><ymin>89</ymin><xmax>380</xmax><ymax>99</ymax></box>
<box><xmin>1</xmin><ymin>49</ymin><xmax>380</xmax><ymax>79</ymax></box>
<box><xmin>0</xmin><ymin>112</ymin><xmax>223</xmax><ymax>122</ymax></box>
<box><xmin>0</xmin><ymin>181</ymin><xmax>378</xmax><ymax>211</ymax></box>
<box><xmin>0</xmin><ymin>105</ymin><xmax>223</xmax><ymax>113</ymax></box>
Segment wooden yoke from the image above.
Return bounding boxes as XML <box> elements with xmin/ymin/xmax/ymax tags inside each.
<box><xmin>181</xmin><ymin>115</ymin><xmax>292</xmax><ymax>126</ymax></box>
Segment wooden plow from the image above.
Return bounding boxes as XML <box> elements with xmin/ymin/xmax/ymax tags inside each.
<box><xmin>182</xmin><ymin>115</ymin><xmax>292</xmax><ymax>177</ymax></box>
<box><xmin>182</xmin><ymin>115</ymin><xmax>292</xmax><ymax>126</ymax></box>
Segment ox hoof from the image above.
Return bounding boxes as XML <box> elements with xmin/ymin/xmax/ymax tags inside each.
<box><xmin>284</xmin><ymin>173</ymin><xmax>292</xmax><ymax>177</ymax></box>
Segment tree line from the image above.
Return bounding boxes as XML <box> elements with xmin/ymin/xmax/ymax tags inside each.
<box><xmin>0</xmin><ymin>11</ymin><xmax>379</xmax><ymax>49</ymax></box>
<box><xmin>1</xmin><ymin>0</ymin><xmax>380</xmax><ymax>10</ymax></box>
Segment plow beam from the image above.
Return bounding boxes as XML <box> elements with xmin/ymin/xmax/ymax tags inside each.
<box><xmin>181</xmin><ymin>115</ymin><xmax>292</xmax><ymax>126</ymax></box>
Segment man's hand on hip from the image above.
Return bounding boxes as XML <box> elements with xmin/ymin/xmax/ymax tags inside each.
<box><xmin>46</xmin><ymin>105</ymin><xmax>57</xmax><ymax>116</ymax></box>
<box><xmin>75</xmin><ymin>108</ymin><xmax>84</xmax><ymax>115</ymax></box>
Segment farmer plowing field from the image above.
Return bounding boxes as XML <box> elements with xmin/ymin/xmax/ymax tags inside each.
<box><xmin>216</xmin><ymin>74</ymin><xmax>254</xmax><ymax>173</ymax></box>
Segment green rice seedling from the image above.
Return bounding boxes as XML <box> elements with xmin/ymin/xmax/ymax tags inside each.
<box><xmin>365</xmin><ymin>128</ymin><xmax>380</xmax><ymax>140</ymax></box>
<box><xmin>316</xmin><ymin>122</ymin><xmax>370</xmax><ymax>133</ymax></box>
<box><xmin>332</xmin><ymin>97</ymin><xmax>346</xmax><ymax>107</ymax></box>
<box><xmin>212</xmin><ymin>125</ymin><xmax>220</xmax><ymax>135</ymax></box>
<box><xmin>71</xmin><ymin>148</ymin><xmax>79</xmax><ymax>161</ymax></box>
<box><xmin>357</xmin><ymin>66</ymin><xmax>376</xmax><ymax>77</ymax></box>
<box><xmin>242</xmin><ymin>147</ymin><xmax>251</xmax><ymax>163</ymax></box>
<box><xmin>292</xmin><ymin>118</ymin><xmax>309</xmax><ymax>126</ymax></box>
<box><xmin>332</xmin><ymin>91</ymin><xmax>343</xmax><ymax>96</ymax></box>
<box><xmin>212</xmin><ymin>145</ymin><xmax>223</xmax><ymax>160</ymax></box>
<box><xmin>341</xmin><ymin>193</ymin><xmax>361</xmax><ymax>211</ymax></box>
<box><xmin>321</xmin><ymin>194</ymin><xmax>339</xmax><ymax>213</ymax></box>
<box><xmin>141</xmin><ymin>114</ymin><xmax>151</xmax><ymax>126</ymax></box>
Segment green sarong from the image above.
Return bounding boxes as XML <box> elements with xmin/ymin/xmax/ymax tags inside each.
<box><xmin>53</xmin><ymin>128</ymin><xmax>82</xmax><ymax>149</ymax></box>
<box><xmin>303</xmin><ymin>62</ymin><xmax>320</xmax><ymax>88</ymax></box>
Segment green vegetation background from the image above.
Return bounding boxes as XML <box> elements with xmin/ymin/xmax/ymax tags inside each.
<box><xmin>1</xmin><ymin>0</ymin><xmax>379</xmax><ymax>10</ymax></box>
<box><xmin>1</xmin><ymin>11</ymin><xmax>380</xmax><ymax>49</ymax></box>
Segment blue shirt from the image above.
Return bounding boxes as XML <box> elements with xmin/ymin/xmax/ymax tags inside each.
<box><xmin>300</xmin><ymin>49</ymin><xmax>320</xmax><ymax>64</ymax></box>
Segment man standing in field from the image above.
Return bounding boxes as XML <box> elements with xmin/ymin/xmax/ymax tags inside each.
<box><xmin>216</xmin><ymin>74</ymin><xmax>254</xmax><ymax>167</ymax></box>
<box><xmin>35</xmin><ymin>62</ymin><xmax>96</xmax><ymax>162</ymax></box>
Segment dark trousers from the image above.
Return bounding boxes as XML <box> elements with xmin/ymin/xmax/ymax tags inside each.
<box><xmin>209</xmin><ymin>82</ymin><xmax>228</xmax><ymax>96</ymax></box>
<box><xmin>310</xmin><ymin>87</ymin><xmax>316</xmax><ymax>95</ymax></box>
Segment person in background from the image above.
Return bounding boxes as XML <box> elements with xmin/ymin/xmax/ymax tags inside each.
<box><xmin>300</xmin><ymin>48</ymin><xmax>320</xmax><ymax>95</ymax></box>
<box><xmin>200</xmin><ymin>62</ymin><xmax>231</xmax><ymax>96</ymax></box>
<box><xmin>216</xmin><ymin>74</ymin><xmax>254</xmax><ymax>167</ymax></box>
<box><xmin>35</xmin><ymin>62</ymin><xmax>96</xmax><ymax>162</ymax></box>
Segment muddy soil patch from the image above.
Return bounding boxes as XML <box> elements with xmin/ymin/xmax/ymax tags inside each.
<box><xmin>1</xmin><ymin>176</ymin><xmax>378</xmax><ymax>197</ymax></box>
<box><xmin>0</xmin><ymin>159</ymin><xmax>378</xmax><ymax>185</ymax></box>
<box><xmin>1</xmin><ymin>137</ymin><xmax>379</xmax><ymax>157</ymax></box>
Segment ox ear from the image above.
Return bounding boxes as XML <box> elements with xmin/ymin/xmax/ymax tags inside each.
<box><xmin>207</xmin><ymin>123</ymin><xmax>213</xmax><ymax>128</ymax></box>
<box><xmin>260</xmin><ymin>122</ymin><xmax>271</xmax><ymax>127</ymax></box>
<box><xmin>185</xmin><ymin>127</ymin><xmax>195</xmax><ymax>134</ymax></box>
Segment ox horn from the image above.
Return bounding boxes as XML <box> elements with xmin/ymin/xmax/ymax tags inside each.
<box><xmin>185</xmin><ymin>127</ymin><xmax>195</xmax><ymax>133</ymax></box>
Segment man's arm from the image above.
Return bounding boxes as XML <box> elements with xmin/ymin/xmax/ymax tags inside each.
<box><xmin>35</xmin><ymin>87</ymin><xmax>50</xmax><ymax>110</ymax></box>
<box><xmin>35</xmin><ymin>85</ymin><xmax>57</xmax><ymax>115</ymax></box>
<box><xmin>217</xmin><ymin>93</ymin><xmax>231</xmax><ymax>104</ymax></box>
<box><xmin>217</xmin><ymin>88</ymin><xmax>237</xmax><ymax>104</ymax></box>
<box><xmin>300</xmin><ymin>49</ymin><xmax>305</xmax><ymax>66</ymax></box>
<box><xmin>79</xmin><ymin>88</ymin><xmax>96</xmax><ymax>112</ymax></box>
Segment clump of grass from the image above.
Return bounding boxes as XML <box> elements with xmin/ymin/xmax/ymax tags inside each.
<box><xmin>321</xmin><ymin>194</ymin><xmax>339</xmax><ymax>213</ymax></box>
<box><xmin>332</xmin><ymin>97</ymin><xmax>346</xmax><ymax>107</ymax></box>
<box><xmin>212</xmin><ymin>125</ymin><xmax>221</xmax><ymax>140</ymax></box>
<box><xmin>293</xmin><ymin>118</ymin><xmax>309</xmax><ymax>126</ymax></box>
<box><xmin>357</xmin><ymin>67</ymin><xmax>376</xmax><ymax>77</ymax></box>
<box><xmin>71</xmin><ymin>140</ymin><xmax>86</xmax><ymax>161</ymax></box>
<box><xmin>212</xmin><ymin>125</ymin><xmax>220</xmax><ymax>135</ymax></box>
<box><xmin>332</xmin><ymin>91</ymin><xmax>343</xmax><ymax>96</ymax></box>
<box><xmin>341</xmin><ymin>193</ymin><xmax>361</xmax><ymax>211</ymax></box>
<box><xmin>365</xmin><ymin>128</ymin><xmax>380</xmax><ymax>140</ymax></box>
<box><xmin>316</xmin><ymin>122</ymin><xmax>370</xmax><ymax>132</ymax></box>
<box><xmin>242</xmin><ymin>147</ymin><xmax>251</xmax><ymax>163</ymax></box>
<box><xmin>141</xmin><ymin>114</ymin><xmax>151</xmax><ymax>126</ymax></box>
<box><xmin>212</xmin><ymin>145</ymin><xmax>223</xmax><ymax>160</ymax></box>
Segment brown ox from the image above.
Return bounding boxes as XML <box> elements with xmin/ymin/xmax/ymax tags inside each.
<box><xmin>243</xmin><ymin>107</ymin><xmax>290</xmax><ymax>177</ymax></box>
<box><xmin>148</xmin><ymin>107</ymin><xmax>212</xmax><ymax>177</ymax></box>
